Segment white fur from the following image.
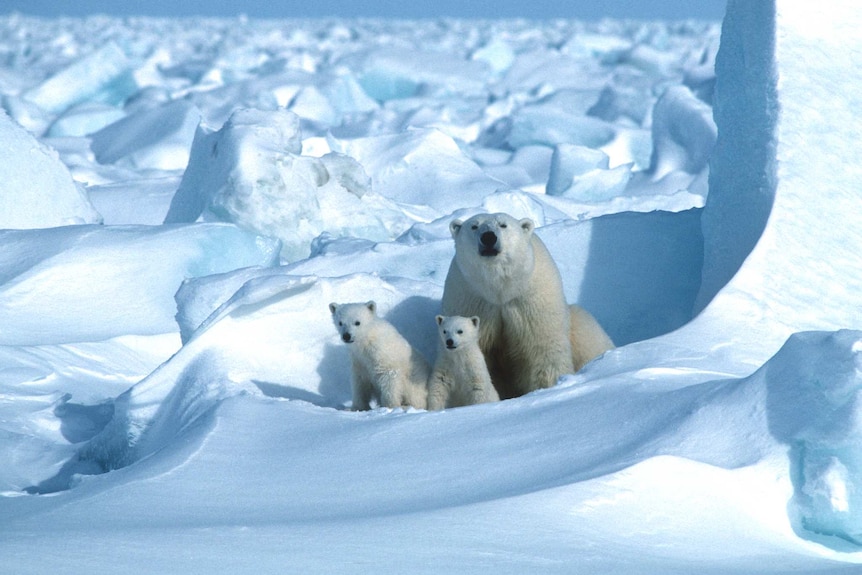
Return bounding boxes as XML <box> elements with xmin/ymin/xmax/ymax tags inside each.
<box><xmin>329</xmin><ymin>301</ymin><xmax>429</xmax><ymax>410</ymax></box>
<box><xmin>428</xmin><ymin>315</ymin><xmax>499</xmax><ymax>410</ymax></box>
<box><xmin>442</xmin><ymin>212</ymin><xmax>614</xmax><ymax>399</ymax></box>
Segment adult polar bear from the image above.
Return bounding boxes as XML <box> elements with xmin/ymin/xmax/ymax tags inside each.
<box><xmin>442</xmin><ymin>212</ymin><xmax>614</xmax><ymax>399</ymax></box>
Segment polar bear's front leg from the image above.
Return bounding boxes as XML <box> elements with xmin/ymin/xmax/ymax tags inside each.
<box><xmin>351</xmin><ymin>370</ymin><xmax>374</xmax><ymax>411</ymax></box>
<box><xmin>468</xmin><ymin>378</ymin><xmax>496</xmax><ymax>405</ymax></box>
<box><xmin>529</xmin><ymin>364</ymin><xmax>568</xmax><ymax>391</ymax></box>
<box><xmin>427</xmin><ymin>371</ymin><xmax>451</xmax><ymax>410</ymax></box>
<box><xmin>375</xmin><ymin>369</ymin><xmax>403</xmax><ymax>409</ymax></box>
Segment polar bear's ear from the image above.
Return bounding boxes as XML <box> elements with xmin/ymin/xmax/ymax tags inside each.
<box><xmin>328</xmin><ymin>302</ymin><xmax>338</xmax><ymax>314</ymax></box>
<box><xmin>365</xmin><ymin>301</ymin><xmax>376</xmax><ymax>313</ymax></box>
<box><xmin>470</xmin><ymin>316</ymin><xmax>480</xmax><ymax>328</ymax></box>
<box><xmin>519</xmin><ymin>218</ymin><xmax>535</xmax><ymax>234</ymax></box>
<box><xmin>436</xmin><ymin>315</ymin><xmax>444</xmax><ymax>326</ymax></box>
<box><xmin>449</xmin><ymin>219</ymin><xmax>463</xmax><ymax>238</ymax></box>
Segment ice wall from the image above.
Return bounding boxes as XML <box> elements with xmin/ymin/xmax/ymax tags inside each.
<box><xmin>691</xmin><ymin>0</ymin><xmax>862</xmax><ymax>353</ymax></box>
<box><xmin>695</xmin><ymin>0</ymin><xmax>777</xmax><ymax>313</ymax></box>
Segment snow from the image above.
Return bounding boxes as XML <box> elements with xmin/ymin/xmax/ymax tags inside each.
<box><xmin>20</xmin><ymin>40</ymin><xmax>137</xmax><ymax>115</ymax></box>
<box><xmin>2</xmin><ymin>4</ymin><xmax>862</xmax><ymax>573</ymax></box>
<box><xmin>0</xmin><ymin>109</ymin><xmax>101</xmax><ymax>228</ymax></box>
<box><xmin>89</xmin><ymin>99</ymin><xmax>201</xmax><ymax>170</ymax></box>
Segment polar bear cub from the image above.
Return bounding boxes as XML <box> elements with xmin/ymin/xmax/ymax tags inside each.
<box><xmin>329</xmin><ymin>301</ymin><xmax>430</xmax><ymax>411</ymax></box>
<box><xmin>428</xmin><ymin>315</ymin><xmax>499</xmax><ymax>410</ymax></box>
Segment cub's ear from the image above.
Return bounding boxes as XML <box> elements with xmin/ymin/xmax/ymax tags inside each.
<box><xmin>365</xmin><ymin>301</ymin><xmax>376</xmax><ymax>313</ymax></box>
<box><xmin>519</xmin><ymin>218</ymin><xmax>535</xmax><ymax>234</ymax></box>
<box><xmin>436</xmin><ymin>315</ymin><xmax>444</xmax><ymax>326</ymax></box>
<box><xmin>449</xmin><ymin>219</ymin><xmax>463</xmax><ymax>238</ymax></box>
<box><xmin>470</xmin><ymin>316</ymin><xmax>480</xmax><ymax>328</ymax></box>
<box><xmin>328</xmin><ymin>303</ymin><xmax>338</xmax><ymax>315</ymax></box>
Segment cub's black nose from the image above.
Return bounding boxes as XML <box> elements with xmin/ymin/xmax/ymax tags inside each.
<box><xmin>342</xmin><ymin>333</ymin><xmax>352</xmax><ymax>343</ymax></box>
<box><xmin>480</xmin><ymin>231</ymin><xmax>497</xmax><ymax>247</ymax></box>
<box><xmin>446</xmin><ymin>338</ymin><xmax>454</xmax><ymax>347</ymax></box>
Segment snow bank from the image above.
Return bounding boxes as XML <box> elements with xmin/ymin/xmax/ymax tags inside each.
<box><xmin>0</xmin><ymin>109</ymin><xmax>101</xmax><ymax>228</ymax></box>
<box><xmin>75</xmin><ymin>273</ymin><xmax>440</xmax><ymax>479</ymax></box>
<box><xmin>0</xmin><ymin>224</ymin><xmax>280</xmax><ymax>345</ymax></box>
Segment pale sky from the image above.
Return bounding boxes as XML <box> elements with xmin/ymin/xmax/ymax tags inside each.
<box><xmin>2</xmin><ymin>0</ymin><xmax>727</xmax><ymax>20</ymax></box>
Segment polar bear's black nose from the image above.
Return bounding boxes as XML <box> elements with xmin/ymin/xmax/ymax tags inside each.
<box><xmin>480</xmin><ymin>231</ymin><xmax>497</xmax><ymax>247</ymax></box>
<box><xmin>446</xmin><ymin>338</ymin><xmax>455</xmax><ymax>349</ymax></box>
<box><xmin>342</xmin><ymin>332</ymin><xmax>352</xmax><ymax>343</ymax></box>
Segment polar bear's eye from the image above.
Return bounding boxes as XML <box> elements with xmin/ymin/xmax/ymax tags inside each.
<box><xmin>457</xmin><ymin>330</ymin><xmax>463</xmax><ymax>334</ymax></box>
<box><xmin>338</xmin><ymin>321</ymin><xmax>343</xmax><ymax>326</ymax></box>
<box><xmin>471</xmin><ymin>224</ymin><xmax>478</xmax><ymax>230</ymax></box>
<box><xmin>500</xmin><ymin>223</ymin><xmax>507</xmax><ymax>228</ymax></box>
<box><xmin>354</xmin><ymin>321</ymin><xmax>361</xmax><ymax>326</ymax></box>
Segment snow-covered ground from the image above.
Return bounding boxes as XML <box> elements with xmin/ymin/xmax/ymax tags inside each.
<box><xmin>2</xmin><ymin>1</ymin><xmax>862</xmax><ymax>572</ymax></box>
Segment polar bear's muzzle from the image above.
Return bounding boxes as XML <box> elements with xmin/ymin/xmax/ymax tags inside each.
<box><xmin>479</xmin><ymin>230</ymin><xmax>500</xmax><ymax>257</ymax></box>
<box><xmin>342</xmin><ymin>332</ymin><xmax>354</xmax><ymax>343</ymax></box>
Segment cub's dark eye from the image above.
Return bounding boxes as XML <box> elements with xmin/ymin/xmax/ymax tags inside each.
<box><xmin>471</xmin><ymin>225</ymin><xmax>478</xmax><ymax>230</ymax></box>
<box><xmin>457</xmin><ymin>330</ymin><xmax>463</xmax><ymax>334</ymax></box>
<box><xmin>354</xmin><ymin>321</ymin><xmax>361</xmax><ymax>326</ymax></box>
<box><xmin>500</xmin><ymin>223</ymin><xmax>507</xmax><ymax>228</ymax></box>
<box><xmin>338</xmin><ymin>321</ymin><xmax>343</xmax><ymax>326</ymax></box>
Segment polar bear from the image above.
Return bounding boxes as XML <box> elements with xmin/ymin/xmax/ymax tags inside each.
<box><xmin>442</xmin><ymin>212</ymin><xmax>614</xmax><ymax>399</ymax></box>
<box><xmin>329</xmin><ymin>301</ymin><xmax>430</xmax><ymax>410</ymax></box>
<box><xmin>428</xmin><ymin>315</ymin><xmax>500</xmax><ymax>410</ymax></box>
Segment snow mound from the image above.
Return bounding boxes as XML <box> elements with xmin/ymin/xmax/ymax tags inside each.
<box><xmin>90</xmin><ymin>99</ymin><xmax>201</xmax><ymax>170</ymax></box>
<box><xmin>46</xmin><ymin>102</ymin><xmax>126</xmax><ymax>138</ymax></box>
<box><xmin>648</xmin><ymin>84</ymin><xmax>716</xmax><ymax>179</ymax></box>
<box><xmin>330</xmin><ymin>127</ymin><xmax>503</xmax><ymax>212</ymax></box>
<box><xmin>0</xmin><ymin>224</ymin><xmax>280</xmax><ymax>345</ymax></box>
<box><xmin>165</xmin><ymin>107</ymin><xmax>419</xmax><ymax>261</ymax></box>
<box><xmin>352</xmin><ymin>47</ymin><xmax>489</xmax><ymax>102</ymax></box>
<box><xmin>763</xmin><ymin>331</ymin><xmax>862</xmax><ymax>546</ymax></box>
<box><xmin>71</xmin><ymin>273</ymin><xmax>440</xmax><ymax>483</ymax></box>
<box><xmin>546</xmin><ymin>144</ymin><xmax>612</xmax><ymax>196</ymax></box>
<box><xmin>22</xmin><ymin>41</ymin><xmax>137</xmax><ymax>115</ymax></box>
<box><xmin>0</xmin><ymin>109</ymin><xmax>101</xmax><ymax>228</ymax></box>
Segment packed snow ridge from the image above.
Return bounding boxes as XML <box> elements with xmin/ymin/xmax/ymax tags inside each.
<box><xmin>2</xmin><ymin>1</ymin><xmax>862</xmax><ymax>572</ymax></box>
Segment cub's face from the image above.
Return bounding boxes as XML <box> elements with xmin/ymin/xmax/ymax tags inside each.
<box><xmin>329</xmin><ymin>301</ymin><xmax>376</xmax><ymax>344</ymax></box>
<box><xmin>435</xmin><ymin>315</ymin><xmax>480</xmax><ymax>350</ymax></box>
<box><xmin>450</xmin><ymin>212</ymin><xmax>535</xmax><ymax>259</ymax></box>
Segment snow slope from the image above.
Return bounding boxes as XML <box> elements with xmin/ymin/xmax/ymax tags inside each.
<box><xmin>2</xmin><ymin>2</ymin><xmax>862</xmax><ymax>573</ymax></box>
